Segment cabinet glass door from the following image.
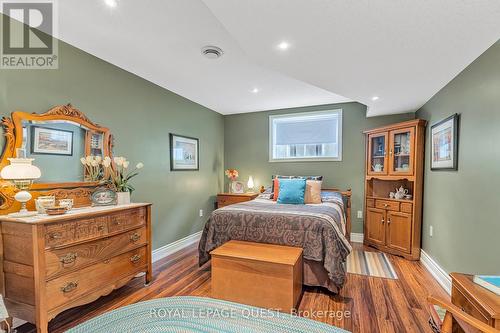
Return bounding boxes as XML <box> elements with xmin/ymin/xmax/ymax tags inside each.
<box><xmin>389</xmin><ymin>128</ymin><xmax>414</xmax><ymax>175</ymax></box>
<box><xmin>368</xmin><ymin>133</ymin><xmax>388</xmax><ymax>175</ymax></box>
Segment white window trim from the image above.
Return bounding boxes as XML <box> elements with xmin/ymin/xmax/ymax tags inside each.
<box><xmin>268</xmin><ymin>109</ymin><xmax>343</xmax><ymax>162</ymax></box>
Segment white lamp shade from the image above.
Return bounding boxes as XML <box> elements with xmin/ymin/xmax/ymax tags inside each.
<box><xmin>0</xmin><ymin>158</ymin><xmax>41</xmax><ymax>180</ymax></box>
<box><xmin>247</xmin><ymin>176</ymin><xmax>254</xmax><ymax>189</ymax></box>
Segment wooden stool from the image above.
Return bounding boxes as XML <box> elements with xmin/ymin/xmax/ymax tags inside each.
<box><xmin>210</xmin><ymin>240</ymin><xmax>303</xmax><ymax>312</ymax></box>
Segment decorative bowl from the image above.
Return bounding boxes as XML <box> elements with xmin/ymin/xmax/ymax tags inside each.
<box><xmin>59</xmin><ymin>198</ymin><xmax>74</xmax><ymax>210</ymax></box>
<box><xmin>35</xmin><ymin>196</ymin><xmax>56</xmax><ymax>214</ymax></box>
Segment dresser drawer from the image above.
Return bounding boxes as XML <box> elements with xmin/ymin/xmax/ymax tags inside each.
<box><xmin>375</xmin><ymin>199</ymin><xmax>400</xmax><ymax>211</ymax></box>
<box><xmin>45</xmin><ymin>227</ymin><xmax>147</xmax><ymax>280</ymax></box>
<box><xmin>45</xmin><ymin>217</ymin><xmax>108</xmax><ymax>248</ymax></box>
<box><xmin>46</xmin><ymin>246</ymin><xmax>147</xmax><ymax>311</ymax></box>
<box><xmin>400</xmin><ymin>202</ymin><xmax>413</xmax><ymax>213</ymax></box>
<box><xmin>108</xmin><ymin>208</ymin><xmax>146</xmax><ymax>233</ymax></box>
<box><xmin>366</xmin><ymin>198</ymin><xmax>375</xmax><ymax>208</ymax></box>
<box><xmin>217</xmin><ymin>195</ymin><xmax>255</xmax><ymax>208</ymax></box>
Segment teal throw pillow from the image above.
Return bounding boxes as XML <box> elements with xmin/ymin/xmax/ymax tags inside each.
<box><xmin>277</xmin><ymin>179</ymin><xmax>306</xmax><ymax>204</ymax></box>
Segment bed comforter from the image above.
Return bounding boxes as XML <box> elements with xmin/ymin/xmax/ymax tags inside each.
<box><xmin>198</xmin><ymin>195</ymin><xmax>352</xmax><ymax>291</ymax></box>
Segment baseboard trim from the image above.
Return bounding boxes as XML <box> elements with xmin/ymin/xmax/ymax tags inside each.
<box><xmin>350</xmin><ymin>232</ymin><xmax>364</xmax><ymax>243</ymax></box>
<box><xmin>420</xmin><ymin>249</ymin><xmax>451</xmax><ymax>295</ymax></box>
<box><xmin>152</xmin><ymin>231</ymin><xmax>202</xmax><ymax>263</ymax></box>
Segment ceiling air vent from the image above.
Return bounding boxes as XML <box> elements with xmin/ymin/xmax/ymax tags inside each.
<box><xmin>201</xmin><ymin>46</ymin><xmax>224</xmax><ymax>59</ymax></box>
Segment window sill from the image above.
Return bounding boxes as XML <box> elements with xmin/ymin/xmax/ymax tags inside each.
<box><xmin>269</xmin><ymin>157</ymin><xmax>342</xmax><ymax>163</ymax></box>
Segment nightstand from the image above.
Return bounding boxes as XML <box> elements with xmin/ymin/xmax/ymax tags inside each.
<box><xmin>450</xmin><ymin>272</ymin><xmax>500</xmax><ymax>331</ymax></box>
<box><xmin>217</xmin><ymin>193</ymin><xmax>258</xmax><ymax>208</ymax></box>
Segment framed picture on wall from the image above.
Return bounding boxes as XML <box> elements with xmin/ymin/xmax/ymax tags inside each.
<box><xmin>169</xmin><ymin>133</ymin><xmax>199</xmax><ymax>171</ymax></box>
<box><xmin>430</xmin><ymin>114</ymin><xmax>459</xmax><ymax>170</ymax></box>
<box><xmin>31</xmin><ymin>126</ymin><xmax>74</xmax><ymax>156</ymax></box>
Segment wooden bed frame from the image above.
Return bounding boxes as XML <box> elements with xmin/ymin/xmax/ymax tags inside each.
<box><xmin>323</xmin><ymin>188</ymin><xmax>352</xmax><ymax>242</ymax></box>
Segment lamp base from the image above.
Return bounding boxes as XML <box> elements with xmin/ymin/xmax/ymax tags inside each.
<box><xmin>11</xmin><ymin>190</ymin><xmax>38</xmax><ymax>217</ymax></box>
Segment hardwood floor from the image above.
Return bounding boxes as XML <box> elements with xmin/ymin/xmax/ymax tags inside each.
<box><xmin>17</xmin><ymin>242</ymin><xmax>447</xmax><ymax>333</ymax></box>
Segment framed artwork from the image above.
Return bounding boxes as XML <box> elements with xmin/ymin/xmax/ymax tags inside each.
<box><xmin>431</xmin><ymin>114</ymin><xmax>459</xmax><ymax>170</ymax></box>
<box><xmin>230</xmin><ymin>181</ymin><xmax>245</xmax><ymax>194</ymax></box>
<box><xmin>91</xmin><ymin>188</ymin><xmax>117</xmax><ymax>206</ymax></box>
<box><xmin>31</xmin><ymin>126</ymin><xmax>73</xmax><ymax>156</ymax></box>
<box><xmin>169</xmin><ymin>133</ymin><xmax>199</xmax><ymax>171</ymax></box>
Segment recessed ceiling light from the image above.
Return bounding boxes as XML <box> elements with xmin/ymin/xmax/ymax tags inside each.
<box><xmin>104</xmin><ymin>0</ymin><xmax>117</xmax><ymax>8</ymax></box>
<box><xmin>372</xmin><ymin>96</ymin><xmax>380</xmax><ymax>101</ymax></box>
<box><xmin>201</xmin><ymin>45</ymin><xmax>224</xmax><ymax>59</ymax></box>
<box><xmin>251</xmin><ymin>88</ymin><xmax>259</xmax><ymax>93</ymax></box>
<box><xmin>277</xmin><ymin>41</ymin><xmax>290</xmax><ymax>50</ymax></box>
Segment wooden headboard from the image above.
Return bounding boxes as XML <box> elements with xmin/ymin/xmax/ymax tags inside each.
<box><xmin>323</xmin><ymin>188</ymin><xmax>352</xmax><ymax>242</ymax></box>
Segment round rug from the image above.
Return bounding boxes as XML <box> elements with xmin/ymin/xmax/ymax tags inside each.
<box><xmin>67</xmin><ymin>296</ymin><xmax>348</xmax><ymax>333</ymax></box>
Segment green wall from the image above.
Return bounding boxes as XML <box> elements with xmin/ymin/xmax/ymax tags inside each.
<box><xmin>0</xmin><ymin>24</ymin><xmax>224</xmax><ymax>250</ymax></box>
<box><xmin>416</xmin><ymin>41</ymin><xmax>500</xmax><ymax>275</ymax></box>
<box><xmin>224</xmin><ymin>103</ymin><xmax>413</xmax><ymax>233</ymax></box>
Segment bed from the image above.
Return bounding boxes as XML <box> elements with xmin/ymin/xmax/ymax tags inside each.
<box><xmin>198</xmin><ymin>189</ymin><xmax>352</xmax><ymax>293</ymax></box>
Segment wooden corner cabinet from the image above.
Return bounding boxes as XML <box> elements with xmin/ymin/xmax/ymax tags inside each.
<box><xmin>363</xmin><ymin>119</ymin><xmax>426</xmax><ymax>260</ymax></box>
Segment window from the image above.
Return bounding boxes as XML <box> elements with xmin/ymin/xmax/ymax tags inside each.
<box><xmin>269</xmin><ymin>109</ymin><xmax>342</xmax><ymax>162</ymax></box>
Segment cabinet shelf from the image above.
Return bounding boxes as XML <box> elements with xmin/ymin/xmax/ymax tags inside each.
<box><xmin>366</xmin><ymin>195</ymin><xmax>414</xmax><ymax>203</ymax></box>
<box><xmin>366</xmin><ymin>175</ymin><xmax>415</xmax><ymax>181</ymax></box>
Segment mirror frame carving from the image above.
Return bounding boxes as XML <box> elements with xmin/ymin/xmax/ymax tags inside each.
<box><xmin>0</xmin><ymin>104</ymin><xmax>113</xmax><ymax>211</ymax></box>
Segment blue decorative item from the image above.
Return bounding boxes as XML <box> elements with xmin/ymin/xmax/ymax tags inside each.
<box><xmin>277</xmin><ymin>178</ymin><xmax>306</xmax><ymax>204</ymax></box>
<box><xmin>66</xmin><ymin>296</ymin><xmax>348</xmax><ymax>333</ymax></box>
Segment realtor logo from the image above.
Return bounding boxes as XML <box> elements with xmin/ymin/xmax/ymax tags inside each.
<box><xmin>1</xmin><ymin>0</ymin><xmax>58</xmax><ymax>69</ymax></box>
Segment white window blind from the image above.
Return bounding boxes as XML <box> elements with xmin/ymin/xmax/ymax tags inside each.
<box><xmin>269</xmin><ymin>109</ymin><xmax>342</xmax><ymax>162</ymax></box>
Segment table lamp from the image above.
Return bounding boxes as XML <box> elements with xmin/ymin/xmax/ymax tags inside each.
<box><xmin>247</xmin><ymin>176</ymin><xmax>254</xmax><ymax>193</ymax></box>
<box><xmin>0</xmin><ymin>157</ymin><xmax>41</xmax><ymax>217</ymax></box>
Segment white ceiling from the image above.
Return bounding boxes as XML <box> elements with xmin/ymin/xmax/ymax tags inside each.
<box><xmin>202</xmin><ymin>0</ymin><xmax>500</xmax><ymax>116</ymax></box>
<box><xmin>7</xmin><ymin>1</ymin><xmax>500</xmax><ymax>116</ymax></box>
<box><xmin>54</xmin><ymin>0</ymin><xmax>350</xmax><ymax>115</ymax></box>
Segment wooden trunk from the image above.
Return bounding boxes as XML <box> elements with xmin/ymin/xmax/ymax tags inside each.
<box><xmin>211</xmin><ymin>240</ymin><xmax>303</xmax><ymax>313</ymax></box>
<box><xmin>0</xmin><ymin>203</ymin><xmax>152</xmax><ymax>333</ymax></box>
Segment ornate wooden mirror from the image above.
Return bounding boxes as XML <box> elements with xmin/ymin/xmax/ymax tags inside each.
<box><xmin>0</xmin><ymin>104</ymin><xmax>113</xmax><ymax>213</ymax></box>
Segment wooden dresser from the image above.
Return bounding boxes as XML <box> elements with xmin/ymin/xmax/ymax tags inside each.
<box><xmin>363</xmin><ymin>119</ymin><xmax>426</xmax><ymax>260</ymax></box>
<box><xmin>216</xmin><ymin>193</ymin><xmax>258</xmax><ymax>208</ymax></box>
<box><xmin>0</xmin><ymin>203</ymin><xmax>152</xmax><ymax>333</ymax></box>
<box><xmin>451</xmin><ymin>273</ymin><xmax>500</xmax><ymax>331</ymax></box>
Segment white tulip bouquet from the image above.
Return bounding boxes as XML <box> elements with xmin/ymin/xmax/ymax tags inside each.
<box><xmin>80</xmin><ymin>155</ymin><xmax>144</xmax><ymax>193</ymax></box>
<box><xmin>106</xmin><ymin>156</ymin><xmax>144</xmax><ymax>193</ymax></box>
<box><xmin>80</xmin><ymin>155</ymin><xmax>105</xmax><ymax>182</ymax></box>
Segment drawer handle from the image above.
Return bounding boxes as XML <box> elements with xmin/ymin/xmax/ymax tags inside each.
<box><xmin>112</xmin><ymin>220</ymin><xmax>122</xmax><ymax>225</ymax></box>
<box><xmin>130</xmin><ymin>254</ymin><xmax>141</xmax><ymax>263</ymax></box>
<box><xmin>384</xmin><ymin>204</ymin><xmax>388</xmax><ymax>208</ymax></box>
<box><xmin>49</xmin><ymin>232</ymin><xmax>62</xmax><ymax>240</ymax></box>
<box><xmin>60</xmin><ymin>281</ymin><xmax>78</xmax><ymax>293</ymax></box>
<box><xmin>59</xmin><ymin>252</ymin><xmax>78</xmax><ymax>265</ymax></box>
<box><xmin>98</xmin><ymin>225</ymin><xmax>105</xmax><ymax>231</ymax></box>
<box><xmin>130</xmin><ymin>232</ymin><xmax>140</xmax><ymax>242</ymax></box>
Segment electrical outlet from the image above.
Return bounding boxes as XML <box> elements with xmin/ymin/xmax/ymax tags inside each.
<box><xmin>199</xmin><ymin>209</ymin><xmax>204</xmax><ymax>217</ymax></box>
<box><xmin>357</xmin><ymin>210</ymin><xmax>363</xmax><ymax>219</ymax></box>
<box><xmin>429</xmin><ymin>225</ymin><xmax>433</xmax><ymax>237</ymax></box>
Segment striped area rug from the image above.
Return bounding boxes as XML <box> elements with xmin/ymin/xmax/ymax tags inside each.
<box><xmin>347</xmin><ymin>249</ymin><xmax>398</xmax><ymax>279</ymax></box>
